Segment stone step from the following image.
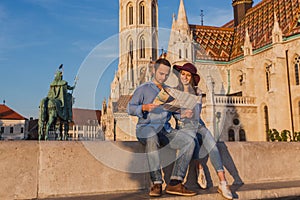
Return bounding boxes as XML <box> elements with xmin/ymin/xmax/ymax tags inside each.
<box><xmin>41</xmin><ymin>180</ymin><xmax>300</xmax><ymax>200</ymax></box>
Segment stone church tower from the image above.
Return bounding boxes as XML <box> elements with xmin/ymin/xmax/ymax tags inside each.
<box><xmin>111</xmin><ymin>0</ymin><xmax>159</xmax><ymax>101</ymax></box>
<box><xmin>103</xmin><ymin>0</ymin><xmax>159</xmax><ymax>140</ymax></box>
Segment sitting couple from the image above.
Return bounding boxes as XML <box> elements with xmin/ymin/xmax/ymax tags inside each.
<box><xmin>127</xmin><ymin>58</ymin><xmax>233</xmax><ymax>199</ymax></box>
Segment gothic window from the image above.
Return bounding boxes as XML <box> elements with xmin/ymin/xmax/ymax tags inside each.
<box><xmin>228</xmin><ymin>129</ymin><xmax>235</xmax><ymax>141</ymax></box>
<box><xmin>129</xmin><ymin>38</ymin><xmax>133</xmax><ymax>58</ymax></box>
<box><xmin>139</xmin><ymin>2</ymin><xmax>145</xmax><ymax>24</ymax></box>
<box><xmin>239</xmin><ymin>129</ymin><xmax>246</xmax><ymax>141</ymax></box>
<box><xmin>10</xmin><ymin>127</ymin><xmax>13</xmax><ymax>134</ymax></box>
<box><xmin>140</xmin><ymin>36</ymin><xmax>145</xmax><ymax>58</ymax></box>
<box><xmin>151</xmin><ymin>1</ymin><xmax>157</xmax><ymax>28</ymax></box>
<box><xmin>128</xmin><ymin>3</ymin><xmax>133</xmax><ymax>25</ymax></box>
<box><xmin>264</xmin><ymin>106</ymin><xmax>270</xmax><ymax>141</ymax></box>
<box><xmin>185</xmin><ymin>48</ymin><xmax>188</xmax><ymax>58</ymax></box>
<box><xmin>127</xmin><ymin>38</ymin><xmax>134</xmax><ymax>81</ymax></box>
<box><xmin>179</xmin><ymin>49</ymin><xmax>182</xmax><ymax>59</ymax></box>
<box><xmin>294</xmin><ymin>56</ymin><xmax>300</xmax><ymax>85</ymax></box>
<box><xmin>21</xmin><ymin>127</ymin><xmax>24</xmax><ymax>133</ymax></box>
<box><xmin>266</xmin><ymin>64</ymin><xmax>271</xmax><ymax>91</ymax></box>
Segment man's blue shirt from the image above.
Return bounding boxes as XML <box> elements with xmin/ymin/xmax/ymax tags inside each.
<box><xmin>127</xmin><ymin>81</ymin><xmax>173</xmax><ymax>133</ymax></box>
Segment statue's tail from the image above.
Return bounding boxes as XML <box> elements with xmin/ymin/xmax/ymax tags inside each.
<box><xmin>39</xmin><ymin>98</ymin><xmax>48</xmax><ymax>122</ymax></box>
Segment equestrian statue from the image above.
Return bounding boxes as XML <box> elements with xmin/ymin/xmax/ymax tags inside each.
<box><xmin>38</xmin><ymin>64</ymin><xmax>77</xmax><ymax>140</ymax></box>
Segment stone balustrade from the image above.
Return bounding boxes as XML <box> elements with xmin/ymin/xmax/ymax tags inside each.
<box><xmin>203</xmin><ymin>95</ymin><xmax>256</xmax><ymax>106</ymax></box>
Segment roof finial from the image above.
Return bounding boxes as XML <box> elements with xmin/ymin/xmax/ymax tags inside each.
<box><xmin>3</xmin><ymin>100</ymin><xmax>5</xmax><ymax>105</ymax></box>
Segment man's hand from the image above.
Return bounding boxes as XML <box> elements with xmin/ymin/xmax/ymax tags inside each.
<box><xmin>181</xmin><ymin>109</ymin><xmax>193</xmax><ymax>118</ymax></box>
<box><xmin>142</xmin><ymin>104</ymin><xmax>159</xmax><ymax>112</ymax></box>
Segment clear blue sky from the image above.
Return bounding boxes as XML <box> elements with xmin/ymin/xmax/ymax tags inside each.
<box><xmin>0</xmin><ymin>0</ymin><xmax>258</xmax><ymax>118</ymax></box>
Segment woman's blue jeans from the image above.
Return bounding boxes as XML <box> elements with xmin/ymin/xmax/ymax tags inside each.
<box><xmin>195</xmin><ymin>125</ymin><xmax>224</xmax><ymax>172</ymax></box>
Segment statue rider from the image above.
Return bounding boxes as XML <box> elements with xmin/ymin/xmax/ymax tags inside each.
<box><xmin>47</xmin><ymin>70</ymin><xmax>75</xmax><ymax>122</ymax></box>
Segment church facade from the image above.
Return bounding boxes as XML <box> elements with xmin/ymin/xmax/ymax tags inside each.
<box><xmin>102</xmin><ymin>0</ymin><xmax>300</xmax><ymax>142</ymax></box>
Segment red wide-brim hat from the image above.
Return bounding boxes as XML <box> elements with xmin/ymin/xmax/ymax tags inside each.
<box><xmin>173</xmin><ymin>63</ymin><xmax>200</xmax><ymax>85</ymax></box>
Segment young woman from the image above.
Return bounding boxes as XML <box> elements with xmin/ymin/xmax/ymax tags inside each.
<box><xmin>173</xmin><ymin>62</ymin><xmax>233</xmax><ymax>200</ymax></box>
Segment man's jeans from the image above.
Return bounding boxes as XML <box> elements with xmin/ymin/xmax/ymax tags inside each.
<box><xmin>137</xmin><ymin>126</ymin><xmax>196</xmax><ymax>184</ymax></box>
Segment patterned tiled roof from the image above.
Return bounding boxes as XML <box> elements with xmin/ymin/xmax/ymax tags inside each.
<box><xmin>0</xmin><ymin>104</ymin><xmax>27</xmax><ymax>120</ymax></box>
<box><xmin>191</xmin><ymin>0</ymin><xmax>300</xmax><ymax>61</ymax></box>
<box><xmin>191</xmin><ymin>25</ymin><xmax>234</xmax><ymax>61</ymax></box>
<box><xmin>231</xmin><ymin>0</ymin><xmax>300</xmax><ymax>59</ymax></box>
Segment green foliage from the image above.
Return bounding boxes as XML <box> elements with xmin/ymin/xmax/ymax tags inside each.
<box><xmin>267</xmin><ymin>129</ymin><xmax>274</xmax><ymax>141</ymax></box>
<box><xmin>268</xmin><ymin>129</ymin><xmax>300</xmax><ymax>142</ymax></box>
<box><xmin>281</xmin><ymin>130</ymin><xmax>290</xmax><ymax>141</ymax></box>
<box><xmin>295</xmin><ymin>132</ymin><xmax>300</xmax><ymax>142</ymax></box>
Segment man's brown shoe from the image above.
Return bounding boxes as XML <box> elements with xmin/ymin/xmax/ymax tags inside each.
<box><xmin>165</xmin><ymin>183</ymin><xmax>197</xmax><ymax>196</ymax></box>
<box><xmin>149</xmin><ymin>184</ymin><xmax>162</xmax><ymax>197</ymax></box>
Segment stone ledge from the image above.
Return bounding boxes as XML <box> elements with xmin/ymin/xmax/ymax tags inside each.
<box><xmin>41</xmin><ymin>180</ymin><xmax>300</xmax><ymax>200</ymax></box>
<box><xmin>0</xmin><ymin>141</ymin><xmax>300</xmax><ymax>199</ymax></box>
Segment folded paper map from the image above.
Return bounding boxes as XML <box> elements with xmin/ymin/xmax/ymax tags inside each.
<box><xmin>153</xmin><ymin>87</ymin><xmax>201</xmax><ymax>112</ymax></box>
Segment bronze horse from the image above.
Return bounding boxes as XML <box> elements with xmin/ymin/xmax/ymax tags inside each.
<box><xmin>38</xmin><ymin>97</ymin><xmax>69</xmax><ymax>140</ymax></box>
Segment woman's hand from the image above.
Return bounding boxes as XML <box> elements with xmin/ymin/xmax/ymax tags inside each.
<box><xmin>181</xmin><ymin>109</ymin><xmax>193</xmax><ymax>118</ymax></box>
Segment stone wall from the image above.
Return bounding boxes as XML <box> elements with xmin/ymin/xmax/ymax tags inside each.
<box><xmin>0</xmin><ymin>141</ymin><xmax>300</xmax><ymax>199</ymax></box>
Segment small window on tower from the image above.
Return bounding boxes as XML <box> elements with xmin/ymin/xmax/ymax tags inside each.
<box><xmin>139</xmin><ymin>2</ymin><xmax>145</xmax><ymax>24</ymax></box>
<box><xmin>140</xmin><ymin>37</ymin><xmax>145</xmax><ymax>58</ymax></box>
<box><xmin>128</xmin><ymin>4</ymin><xmax>133</xmax><ymax>25</ymax></box>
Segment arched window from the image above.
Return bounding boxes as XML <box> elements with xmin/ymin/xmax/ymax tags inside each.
<box><xmin>228</xmin><ymin>129</ymin><xmax>235</xmax><ymax>141</ymax></box>
<box><xmin>266</xmin><ymin>64</ymin><xmax>271</xmax><ymax>91</ymax></box>
<box><xmin>185</xmin><ymin>48</ymin><xmax>188</xmax><ymax>58</ymax></box>
<box><xmin>129</xmin><ymin>38</ymin><xmax>133</xmax><ymax>57</ymax></box>
<box><xmin>140</xmin><ymin>36</ymin><xmax>145</xmax><ymax>58</ymax></box>
<box><xmin>128</xmin><ymin>3</ymin><xmax>133</xmax><ymax>25</ymax></box>
<box><xmin>239</xmin><ymin>129</ymin><xmax>246</xmax><ymax>141</ymax></box>
<box><xmin>264</xmin><ymin>106</ymin><xmax>270</xmax><ymax>141</ymax></box>
<box><xmin>294</xmin><ymin>56</ymin><xmax>300</xmax><ymax>85</ymax></box>
<box><xmin>151</xmin><ymin>1</ymin><xmax>157</xmax><ymax>28</ymax></box>
<box><xmin>139</xmin><ymin>2</ymin><xmax>145</xmax><ymax>24</ymax></box>
<box><xmin>127</xmin><ymin>38</ymin><xmax>134</xmax><ymax>81</ymax></box>
<box><xmin>179</xmin><ymin>49</ymin><xmax>182</xmax><ymax>59</ymax></box>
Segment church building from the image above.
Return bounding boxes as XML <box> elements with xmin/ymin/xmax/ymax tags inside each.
<box><xmin>102</xmin><ymin>0</ymin><xmax>300</xmax><ymax>142</ymax></box>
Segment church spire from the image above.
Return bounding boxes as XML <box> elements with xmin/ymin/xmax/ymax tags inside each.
<box><xmin>272</xmin><ymin>12</ymin><xmax>283</xmax><ymax>43</ymax></box>
<box><xmin>176</xmin><ymin>0</ymin><xmax>189</xmax><ymax>32</ymax></box>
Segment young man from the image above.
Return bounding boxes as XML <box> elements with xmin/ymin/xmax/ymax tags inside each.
<box><xmin>127</xmin><ymin>58</ymin><xmax>197</xmax><ymax>197</ymax></box>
